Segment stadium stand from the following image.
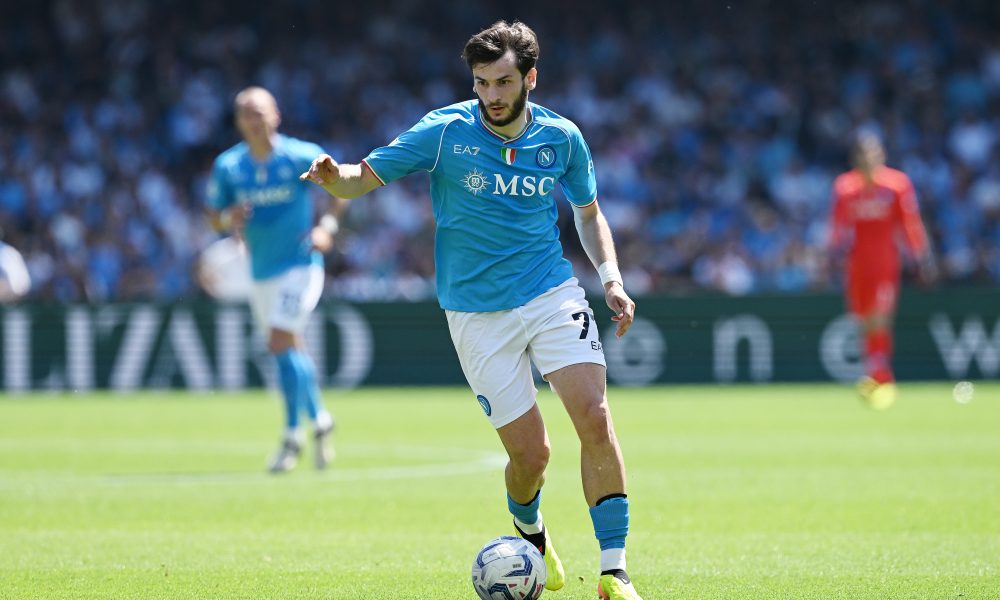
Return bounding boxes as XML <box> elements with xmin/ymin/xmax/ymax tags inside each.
<box><xmin>0</xmin><ymin>0</ymin><xmax>997</xmax><ymax>302</ymax></box>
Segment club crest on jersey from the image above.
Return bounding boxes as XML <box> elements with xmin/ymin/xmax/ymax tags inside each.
<box><xmin>536</xmin><ymin>145</ymin><xmax>556</xmax><ymax>168</ymax></box>
<box><xmin>501</xmin><ymin>147</ymin><xmax>517</xmax><ymax>165</ymax></box>
<box><xmin>462</xmin><ymin>169</ymin><xmax>489</xmax><ymax>195</ymax></box>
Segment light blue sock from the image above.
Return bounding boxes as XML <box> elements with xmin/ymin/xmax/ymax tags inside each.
<box><xmin>291</xmin><ymin>350</ymin><xmax>324</xmax><ymax>422</ymax></box>
<box><xmin>589</xmin><ymin>496</ymin><xmax>629</xmax><ymax>550</ymax></box>
<box><xmin>274</xmin><ymin>351</ymin><xmax>300</xmax><ymax>429</ymax></box>
<box><xmin>508</xmin><ymin>490</ymin><xmax>541</xmax><ymax>526</ymax></box>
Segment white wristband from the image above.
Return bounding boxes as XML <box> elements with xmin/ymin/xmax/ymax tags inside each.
<box><xmin>597</xmin><ymin>261</ymin><xmax>623</xmax><ymax>287</ymax></box>
<box><xmin>319</xmin><ymin>214</ymin><xmax>340</xmax><ymax>236</ymax></box>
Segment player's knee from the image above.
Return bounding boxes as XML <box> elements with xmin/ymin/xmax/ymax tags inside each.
<box><xmin>510</xmin><ymin>442</ymin><xmax>550</xmax><ymax>478</ymax></box>
<box><xmin>577</xmin><ymin>398</ymin><xmax>613</xmax><ymax>446</ymax></box>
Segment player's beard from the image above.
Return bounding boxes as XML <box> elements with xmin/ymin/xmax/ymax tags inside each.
<box><xmin>480</xmin><ymin>82</ymin><xmax>528</xmax><ymax>127</ymax></box>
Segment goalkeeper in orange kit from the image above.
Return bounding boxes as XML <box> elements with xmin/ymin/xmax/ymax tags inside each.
<box><xmin>828</xmin><ymin>132</ymin><xmax>936</xmax><ymax>409</ymax></box>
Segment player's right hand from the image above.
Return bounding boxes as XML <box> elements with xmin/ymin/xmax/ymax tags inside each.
<box><xmin>605</xmin><ymin>283</ymin><xmax>636</xmax><ymax>338</ymax></box>
<box><xmin>299</xmin><ymin>154</ymin><xmax>341</xmax><ymax>186</ymax></box>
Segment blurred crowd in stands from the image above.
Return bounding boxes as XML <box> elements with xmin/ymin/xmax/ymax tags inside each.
<box><xmin>0</xmin><ymin>0</ymin><xmax>998</xmax><ymax>303</ymax></box>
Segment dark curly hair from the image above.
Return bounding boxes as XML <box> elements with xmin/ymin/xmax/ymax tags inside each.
<box><xmin>462</xmin><ymin>20</ymin><xmax>540</xmax><ymax>76</ymax></box>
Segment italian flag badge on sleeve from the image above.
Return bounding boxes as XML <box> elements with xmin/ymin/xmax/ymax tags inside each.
<box><xmin>501</xmin><ymin>147</ymin><xmax>517</xmax><ymax>165</ymax></box>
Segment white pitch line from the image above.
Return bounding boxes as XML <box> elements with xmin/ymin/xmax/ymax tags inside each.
<box><xmin>0</xmin><ymin>448</ymin><xmax>508</xmax><ymax>489</ymax></box>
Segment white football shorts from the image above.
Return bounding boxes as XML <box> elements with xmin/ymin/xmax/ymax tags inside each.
<box><xmin>445</xmin><ymin>277</ymin><xmax>607</xmax><ymax>429</ymax></box>
<box><xmin>249</xmin><ymin>264</ymin><xmax>325</xmax><ymax>335</ymax></box>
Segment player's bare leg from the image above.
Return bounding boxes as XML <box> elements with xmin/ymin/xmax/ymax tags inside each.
<box><xmin>497</xmin><ymin>405</ymin><xmax>550</xmax><ymax>503</ymax></box>
<box><xmin>496</xmin><ymin>405</ymin><xmax>565</xmax><ymax>590</ymax></box>
<box><xmin>547</xmin><ymin>364</ymin><xmax>625</xmax><ymax>504</ymax></box>
<box><xmin>547</xmin><ymin>363</ymin><xmax>642</xmax><ymax>600</ymax></box>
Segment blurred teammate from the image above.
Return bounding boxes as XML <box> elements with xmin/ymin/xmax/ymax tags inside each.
<box><xmin>829</xmin><ymin>132</ymin><xmax>934</xmax><ymax>409</ymax></box>
<box><xmin>206</xmin><ymin>86</ymin><xmax>340</xmax><ymax>472</ymax></box>
<box><xmin>300</xmin><ymin>21</ymin><xmax>641</xmax><ymax>600</ymax></box>
<box><xmin>0</xmin><ymin>231</ymin><xmax>31</xmax><ymax>303</ymax></box>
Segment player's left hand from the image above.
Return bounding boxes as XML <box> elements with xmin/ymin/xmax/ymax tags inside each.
<box><xmin>605</xmin><ymin>283</ymin><xmax>635</xmax><ymax>338</ymax></box>
<box><xmin>917</xmin><ymin>254</ymin><xmax>939</xmax><ymax>286</ymax></box>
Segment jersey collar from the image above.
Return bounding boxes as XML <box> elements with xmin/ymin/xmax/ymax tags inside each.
<box><xmin>477</xmin><ymin>105</ymin><xmax>534</xmax><ymax>145</ymax></box>
<box><xmin>247</xmin><ymin>134</ymin><xmax>285</xmax><ymax>165</ymax></box>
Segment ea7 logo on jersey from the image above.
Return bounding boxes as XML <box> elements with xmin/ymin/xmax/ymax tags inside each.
<box><xmin>493</xmin><ymin>174</ymin><xmax>555</xmax><ymax>197</ymax></box>
<box><xmin>454</xmin><ymin>145</ymin><xmax>481</xmax><ymax>155</ymax></box>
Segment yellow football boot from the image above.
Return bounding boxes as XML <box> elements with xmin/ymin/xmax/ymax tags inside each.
<box><xmin>514</xmin><ymin>522</ymin><xmax>565</xmax><ymax>591</ymax></box>
<box><xmin>598</xmin><ymin>572</ymin><xmax>643</xmax><ymax>600</ymax></box>
<box><xmin>856</xmin><ymin>376</ymin><xmax>879</xmax><ymax>402</ymax></box>
<box><xmin>868</xmin><ymin>382</ymin><xmax>897</xmax><ymax>411</ymax></box>
<box><xmin>857</xmin><ymin>376</ymin><xmax>896</xmax><ymax>410</ymax></box>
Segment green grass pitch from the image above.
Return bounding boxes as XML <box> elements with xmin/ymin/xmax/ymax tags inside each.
<box><xmin>1</xmin><ymin>383</ymin><xmax>998</xmax><ymax>599</ymax></box>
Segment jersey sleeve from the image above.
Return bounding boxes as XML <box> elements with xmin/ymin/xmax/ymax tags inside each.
<box><xmin>559</xmin><ymin>127</ymin><xmax>598</xmax><ymax>207</ymax></box>
<box><xmin>362</xmin><ymin>112</ymin><xmax>450</xmax><ymax>185</ymax></box>
<box><xmin>895</xmin><ymin>174</ymin><xmax>929</xmax><ymax>258</ymax></box>
<box><xmin>206</xmin><ymin>158</ymin><xmax>234</xmax><ymax>212</ymax></box>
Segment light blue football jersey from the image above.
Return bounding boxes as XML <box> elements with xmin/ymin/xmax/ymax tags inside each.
<box><xmin>363</xmin><ymin>100</ymin><xmax>597</xmax><ymax>312</ymax></box>
<box><xmin>207</xmin><ymin>135</ymin><xmax>324</xmax><ymax>280</ymax></box>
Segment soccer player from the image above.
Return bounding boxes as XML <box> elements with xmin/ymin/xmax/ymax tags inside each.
<box><xmin>206</xmin><ymin>86</ymin><xmax>339</xmax><ymax>472</ymax></box>
<box><xmin>829</xmin><ymin>131</ymin><xmax>935</xmax><ymax>409</ymax></box>
<box><xmin>300</xmin><ymin>21</ymin><xmax>642</xmax><ymax>600</ymax></box>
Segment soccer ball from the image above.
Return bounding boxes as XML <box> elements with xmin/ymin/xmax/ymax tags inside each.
<box><xmin>471</xmin><ymin>535</ymin><xmax>547</xmax><ymax>600</ymax></box>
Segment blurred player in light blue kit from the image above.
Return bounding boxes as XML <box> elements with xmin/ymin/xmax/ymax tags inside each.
<box><xmin>206</xmin><ymin>87</ymin><xmax>339</xmax><ymax>473</ymax></box>
<box><xmin>301</xmin><ymin>22</ymin><xmax>642</xmax><ymax>600</ymax></box>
